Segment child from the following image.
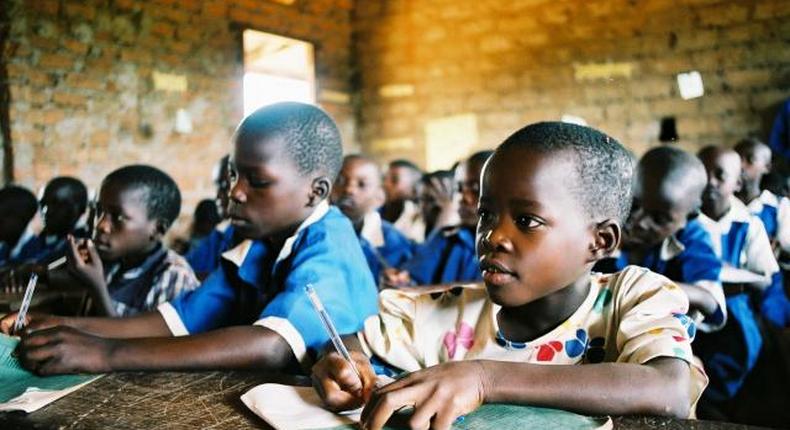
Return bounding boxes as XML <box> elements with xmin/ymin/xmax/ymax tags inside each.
<box><xmin>66</xmin><ymin>165</ymin><xmax>200</xmax><ymax>317</ymax></box>
<box><xmin>16</xmin><ymin>177</ymin><xmax>89</xmax><ymax>265</ymax></box>
<box><xmin>331</xmin><ymin>155</ymin><xmax>412</xmax><ymax>282</ymax></box>
<box><xmin>1</xmin><ymin>102</ymin><xmax>378</xmax><ymax>375</ymax></box>
<box><xmin>418</xmin><ymin>169</ymin><xmax>458</xmax><ymax>238</ymax></box>
<box><xmin>594</xmin><ymin>146</ymin><xmax>725</xmax><ymax>332</ymax></box>
<box><xmin>0</xmin><ymin>185</ymin><xmax>39</xmax><ymax>267</ymax></box>
<box><xmin>734</xmin><ymin>137</ymin><xmax>790</xmax><ymax>327</ymax></box>
<box><xmin>693</xmin><ymin>145</ymin><xmax>780</xmax><ymax>412</ymax></box>
<box><xmin>185</xmin><ymin>155</ymin><xmax>239</xmax><ymax>280</ymax></box>
<box><xmin>380</xmin><ymin>159</ymin><xmax>425</xmax><ymax>242</ymax></box>
<box><xmin>313</xmin><ymin>123</ymin><xmax>706</xmax><ymax>425</ymax></box>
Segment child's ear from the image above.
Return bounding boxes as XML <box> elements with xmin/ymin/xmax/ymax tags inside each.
<box><xmin>308</xmin><ymin>176</ymin><xmax>332</xmax><ymax>207</ymax></box>
<box><xmin>151</xmin><ymin>220</ymin><xmax>167</xmax><ymax>240</ymax></box>
<box><xmin>589</xmin><ymin>219</ymin><xmax>621</xmax><ymax>261</ymax></box>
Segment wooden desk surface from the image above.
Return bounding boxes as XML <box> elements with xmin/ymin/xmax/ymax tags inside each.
<box><xmin>0</xmin><ymin>371</ymin><xmax>756</xmax><ymax>429</ymax></box>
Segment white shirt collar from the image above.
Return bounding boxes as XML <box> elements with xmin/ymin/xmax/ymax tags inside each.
<box><xmin>221</xmin><ymin>200</ymin><xmax>330</xmax><ymax>268</ymax></box>
<box><xmin>659</xmin><ymin>233</ymin><xmax>686</xmax><ymax>261</ymax></box>
<box><xmin>360</xmin><ymin>210</ymin><xmax>385</xmax><ymax>248</ymax></box>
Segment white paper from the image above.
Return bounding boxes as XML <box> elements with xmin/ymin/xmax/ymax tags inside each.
<box><xmin>241</xmin><ymin>383</ymin><xmax>359</xmax><ymax>430</ymax></box>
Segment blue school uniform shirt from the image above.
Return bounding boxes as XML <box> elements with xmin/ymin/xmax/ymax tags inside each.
<box><xmin>185</xmin><ymin>222</ymin><xmax>237</xmax><ymax>278</ymax></box>
<box><xmin>745</xmin><ymin>190</ymin><xmax>790</xmax><ymax>328</ymax></box>
<box><xmin>594</xmin><ymin>219</ymin><xmax>726</xmax><ymax>332</ymax></box>
<box><xmin>357</xmin><ymin>210</ymin><xmax>413</xmax><ymax>282</ymax></box>
<box><xmin>158</xmin><ymin>202</ymin><xmax>379</xmax><ymax>366</ymax></box>
<box><xmin>14</xmin><ymin>226</ymin><xmax>89</xmax><ymax>266</ymax></box>
<box><xmin>0</xmin><ymin>226</ymin><xmax>36</xmax><ymax>268</ymax></box>
<box><xmin>401</xmin><ymin>226</ymin><xmax>481</xmax><ymax>285</ymax></box>
<box><xmin>769</xmin><ymin>98</ymin><xmax>790</xmax><ymax>163</ymax></box>
<box><xmin>694</xmin><ymin>197</ymin><xmax>780</xmax><ymax>402</ymax></box>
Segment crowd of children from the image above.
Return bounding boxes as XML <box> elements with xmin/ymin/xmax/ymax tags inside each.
<box><xmin>1</xmin><ymin>101</ymin><xmax>789</xmax><ymax>427</ymax></box>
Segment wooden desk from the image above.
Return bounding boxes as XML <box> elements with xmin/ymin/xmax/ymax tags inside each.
<box><xmin>0</xmin><ymin>371</ymin><xmax>753</xmax><ymax>429</ymax></box>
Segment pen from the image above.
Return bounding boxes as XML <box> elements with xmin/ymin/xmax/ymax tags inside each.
<box><xmin>47</xmin><ymin>256</ymin><xmax>67</xmax><ymax>271</ymax></box>
<box><xmin>304</xmin><ymin>283</ymin><xmax>361</xmax><ymax>379</ymax></box>
<box><xmin>14</xmin><ymin>273</ymin><xmax>39</xmax><ymax>334</ymax></box>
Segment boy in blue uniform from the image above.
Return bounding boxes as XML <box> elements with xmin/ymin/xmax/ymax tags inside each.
<box><xmin>185</xmin><ymin>155</ymin><xmax>239</xmax><ymax>280</ymax></box>
<box><xmin>383</xmin><ymin>151</ymin><xmax>493</xmax><ymax>287</ymax></box>
<box><xmin>734</xmin><ymin>138</ymin><xmax>790</xmax><ymax>328</ymax></box>
<box><xmin>0</xmin><ymin>185</ymin><xmax>39</xmax><ymax>268</ymax></box>
<box><xmin>693</xmin><ymin>146</ymin><xmax>780</xmax><ymax>416</ymax></box>
<box><xmin>595</xmin><ymin>147</ymin><xmax>725</xmax><ymax>331</ymax></box>
<box><xmin>65</xmin><ymin>165</ymin><xmax>199</xmax><ymax>317</ymax></box>
<box><xmin>2</xmin><ymin>102</ymin><xmax>379</xmax><ymax>374</ymax></box>
<box><xmin>16</xmin><ymin>177</ymin><xmax>89</xmax><ymax>266</ymax></box>
<box><xmin>332</xmin><ymin>155</ymin><xmax>412</xmax><ymax>283</ymax></box>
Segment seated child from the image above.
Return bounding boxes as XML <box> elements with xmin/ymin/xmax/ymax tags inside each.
<box><xmin>313</xmin><ymin>122</ymin><xmax>706</xmax><ymax>425</ymax></box>
<box><xmin>734</xmin><ymin>137</ymin><xmax>790</xmax><ymax>328</ymax></box>
<box><xmin>693</xmin><ymin>145</ymin><xmax>780</xmax><ymax>410</ymax></box>
<box><xmin>0</xmin><ymin>185</ymin><xmax>39</xmax><ymax>268</ymax></box>
<box><xmin>594</xmin><ymin>146</ymin><xmax>725</xmax><ymax>332</ymax></box>
<box><xmin>383</xmin><ymin>151</ymin><xmax>493</xmax><ymax>287</ymax></box>
<box><xmin>0</xmin><ymin>102</ymin><xmax>378</xmax><ymax>375</ymax></box>
<box><xmin>16</xmin><ymin>177</ymin><xmax>89</xmax><ymax>265</ymax></box>
<box><xmin>185</xmin><ymin>155</ymin><xmax>239</xmax><ymax>280</ymax></box>
<box><xmin>332</xmin><ymin>155</ymin><xmax>412</xmax><ymax>282</ymax></box>
<box><xmin>66</xmin><ymin>165</ymin><xmax>200</xmax><ymax>317</ymax></box>
<box><xmin>418</xmin><ymin>169</ymin><xmax>458</xmax><ymax>238</ymax></box>
<box><xmin>380</xmin><ymin>159</ymin><xmax>425</xmax><ymax>242</ymax></box>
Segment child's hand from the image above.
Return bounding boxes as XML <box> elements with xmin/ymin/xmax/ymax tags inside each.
<box><xmin>360</xmin><ymin>361</ymin><xmax>488</xmax><ymax>430</ymax></box>
<box><xmin>381</xmin><ymin>269</ymin><xmax>412</xmax><ymax>288</ymax></box>
<box><xmin>0</xmin><ymin>312</ymin><xmax>65</xmax><ymax>335</ymax></box>
<box><xmin>311</xmin><ymin>350</ymin><xmax>377</xmax><ymax>411</ymax></box>
<box><xmin>17</xmin><ymin>325</ymin><xmax>114</xmax><ymax>374</ymax></box>
<box><xmin>66</xmin><ymin>236</ymin><xmax>106</xmax><ymax>292</ymax></box>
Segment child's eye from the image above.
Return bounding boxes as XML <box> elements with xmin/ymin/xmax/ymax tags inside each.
<box><xmin>515</xmin><ymin>215</ymin><xmax>543</xmax><ymax>229</ymax></box>
<box><xmin>248</xmin><ymin>179</ymin><xmax>271</xmax><ymax>189</ymax></box>
<box><xmin>477</xmin><ymin>207</ymin><xmax>493</xmax><ymax>222</ymax></box>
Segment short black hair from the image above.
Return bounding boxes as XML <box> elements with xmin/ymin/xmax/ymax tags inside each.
<box><xmin>468</xmin><ymin>150</ymin><xmax>495</xmax><ymax>168</ymax></box>
<box><xmin>734</xmin><ymin>137</ymin><xmax>771</xmax><ymax>161</ymax></box>
<box><xmin>234</xmin><ymin>102</ymin><xmax>343</xmax><ymax>182</ymax></box>
<box><xmin>639</xmin><ymin>146</ymin><xmax>706</xmax><ymax>212</ymax></box>
<box><xmin>496</xmin><ymin>122</ymin><xmax>635</xmax><ymax>224</ymax></box>
<box><xmin>102</xmin><ymin>165</ymin><xmax>182</xmax><ymax>231</ymax></box>
<box><xmin>44</xmin><ymin>176</ymin><xmax>88</xmax><ymax>213</ymax></box>
<box><xmin>421</xmin><ymin>169</ymin><xmax>454</xmax><ymax>184</ymax></box>
<box><xmin>389</xmin><ymin>159</ymin><xmax>422</xmax><ymax>174</ymax></box>
<box><xmin>0</xmin><ymin>185</ymin><xmax>38</xmax><ymax>243</ymax></box>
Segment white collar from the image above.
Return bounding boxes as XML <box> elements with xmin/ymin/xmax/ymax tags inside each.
<box><xmin>221</xmin><ymin>200</ymin><xmax>330</xmax><ymax>268</ymax></box>
<box><xmin>659</xmin><ymin>233</ymin><xmax>686</xmax><ymax>261</ymax></box>
<box><xmin>360</xmin><ymin>210</ymin><xmax>385</xmax><ymax>247</ymax></box>
<box><xmin>699</xmin><ymin>196</ymin><xmax>752</xmax><ymax>231</ymax></box>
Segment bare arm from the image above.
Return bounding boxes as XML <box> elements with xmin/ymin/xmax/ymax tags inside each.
<box><xmin>17</xmin><ymin>324</ymin><xmax>297</xmax><ymax>375</ymax></box>
<box><xmin>1</xmin><ymin>310</ymin><xmax>171</xmax><ymax>338</ymax></box>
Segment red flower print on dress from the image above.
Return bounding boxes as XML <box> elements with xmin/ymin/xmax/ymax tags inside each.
<box><xmin>536</xmin><ymin>341</ymin><xmax>564</xmax><ymax>362</ymax></box>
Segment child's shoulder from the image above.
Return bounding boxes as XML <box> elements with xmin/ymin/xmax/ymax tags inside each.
<box><xmin>596</xmin><ymin>265</ymin><xmax>683</xmax><ymax>306</ymax></box>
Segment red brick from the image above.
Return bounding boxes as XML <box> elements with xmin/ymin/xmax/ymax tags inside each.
<box><xmin>38</xmin><ymin>110</ymin><xmax>66</xmax><ymax>125</ymax></box>
<box><xmin>31</xmin><ymin>0</ymin><xmax>59</xmax><ymax>15</ymax></box>
<box><xmin>39</xmin><ymin>53</ymin><xmax>75</xmax><ymax>70</ymax></box>
<box><xmin>63</xmin><ymin>40</ymin><xmax>89</xmax><ymax>55</ymax></box>
<box><xmin>150</xmin><ymin>22</ymin><xmax>174</xmax><ymax>38</ymax></box>
<box><xmin>53</xmin><ymin>92</ymin><xmax>87</xmax><ymax>107</ymax></box>
<box><xmin>114</xmin><ymin>0</ymin><xmax>137</xmax><ymax>11</ymax></box>
<box><xmin>203</xmin><ymin>2</ymin><xmax>228</xmax><ymax>18</ymax></box>
<box><xmin>65</xmin><ymin>74</ymin><xmax>106</xmax><ymax>91</ymax></box>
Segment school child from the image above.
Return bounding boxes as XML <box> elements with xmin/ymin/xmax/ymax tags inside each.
<box><xmin>734</xmin><ymin>138</ymin><xmax>790</xmax><ymax>327</ymax></box>
<box><xmin>383</xmin><ymin>151</ymin><xmax>493</xmax><ymax>287</ymax></box>
<box><xmin>0</xmin><ymin>185</ymin><xmax>39</xmax><ymax>267</ymax></box>
<box><xmin>380</xmin><ymin>159</ymin><xmax>425</xmax><ymax>242</ymax></box>
<box><xmin>594</xmin><ymin>146</ymin><xmax>725</xmax><ymax>331</ymax></box>
<box><xmin>312</xmin><ymin>122</ymin><xmax>706</xmax><ymax>426</ymax></box>
<box><xmin>418</xmin><ymin>169</ymin><xmax>458</xmax><ymax>238</ymax></box>
<box><xmin>692</xmin><ymin>146</ymin><xmax>780</xmax><ymax>412</ymax></box>
<box><xmin>15</xmin><ymin>177</ymin><xmax>89</xmax><ymax>265</ymax></box>
<box><xmin>0</xmin><ymin>102</ymin><xmax>379</xmax><ymax>375</ymax></box>
<box><xmin>331</xmin><ymin>155</ymin><xmax>412</xmax><ymax>282</ymax></box>
<box><xmin>185</xmin><ymin>155</ymin><xmax>239</xmax><ymax>280</ymax></box>
<box><xmin>65</xmin><ymin>165</ymin><xmax>200</xmax><ymax>317</ymax></box>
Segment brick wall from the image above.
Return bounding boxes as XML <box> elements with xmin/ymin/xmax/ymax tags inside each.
<box><xmin>3</xmin><ymin>0</ymin><xmax>354</xmax><ymax>217</ymax></box>
<box><xmin>354</xmin><ymin>0</ymin><xmax>790</xmax><ymax>167</ymax></box>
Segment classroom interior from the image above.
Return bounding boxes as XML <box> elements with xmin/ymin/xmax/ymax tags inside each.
<box><xmin>1</xmin><ymin>0</ymin><xmax>790</xmax><ymax>428</ymax></box>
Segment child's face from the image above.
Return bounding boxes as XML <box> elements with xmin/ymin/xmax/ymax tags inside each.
<box><xmin>331</xmin><ymin>158</ymin><xmax>384</xmax><ymax>224</ymax></box>
<box><xmin>740</xmin><ymin>147</ymin><xmax>771</xmax><ymax>183</ymax></box>
<box><xmin>227</xmin><ymin>135</ymin><xmax>317</xmax><ymax>241</ymax></box>
<box><xmin>455</xmin><ymin>160</ymin><xmax>484</xmax><ymax>227</ymax></box>
<box><xmin>700</xmin><ymin>150</ymin><xmax>741</xmax><ymax>215</ymax></box>
<box><xmin>622</xmin><ymin>174</ymin><xmax>690</xmax><ymax>251</ymax></box>
<box><xmin>382</xmin><ymin>166</ymin><xmax>417</xmax><ymax>202</ymax></box>
<box><xmin>93</xmin><ymin>184</ymin><xmax>158</xmax><ymax>262</ymax></box>
<box><xmin>476</xmin><ymin>149</ymin><xmax>598</xmax><ymax>308</ymax></box>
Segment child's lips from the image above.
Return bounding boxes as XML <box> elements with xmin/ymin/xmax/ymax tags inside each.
<box><xmin>482</xmin><ymin>269</ymin><xmax>517</xmax><ymax>286</ymax></box>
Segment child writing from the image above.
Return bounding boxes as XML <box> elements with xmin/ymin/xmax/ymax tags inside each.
<box><xmin>595</xmin><ymin>146</ymin><xmax>725</xmax><ymax>331</ymax></box>
<box><xmin>65</xmin><ymin>165</ymin><xmax>200</xmax><ymax>317</ymax></box>
<box><xmin>693</xmin><ymin>145</ymin><xmax>779</xmax><ymax>414</ymax></box>
<box><xmin>331</xmin><ymin>155</ymin><xmax>413</xmax><ymax>282</ymax></box>
<box><xmin>383</xmin><ymin>151</ymin><xmax>493</xmax><ymax>287</ymax></box>
<box><xmin>0</xmin><ymin>102</ymin><xmax>379</xmax><ymax>375</ymax></box>
<box><xmin>313</xmin><ymin>122</ymin><xmax>706</xmax><ymax>428</ymax></box>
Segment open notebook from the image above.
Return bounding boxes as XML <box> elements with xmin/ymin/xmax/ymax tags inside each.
<box><xmin>0</xmin><ymin>333</ymin><xmax>101</xmax><ymax>412</ymax></box>
<box><xmin>241</xmin><ymin>383</ymin><xmax>612</xmax><ymax>430</ymax></box>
